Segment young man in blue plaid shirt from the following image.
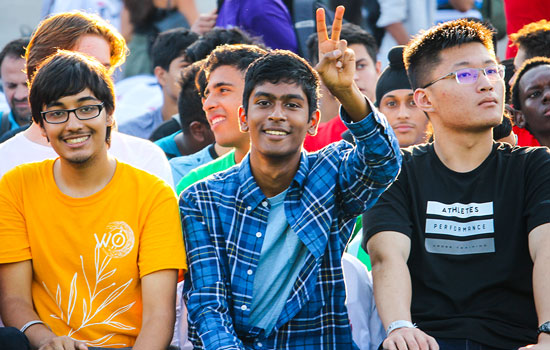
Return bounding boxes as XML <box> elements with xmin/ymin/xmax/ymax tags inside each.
<box><xmin>180</xmin><ymin>7</ymin><xmax>402</xmax><ymax>349</ymax></box>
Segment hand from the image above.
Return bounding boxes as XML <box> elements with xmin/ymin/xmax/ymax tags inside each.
<box><xmin>190</xmin><ymin>10</ymin><xmax>217</xmax><ymax>35</ymax></box>
<box><xmin>519</xmin><ymin>333</ymin><xmax>550</xmax><ymax>350</ymax></box>
<box><xmin>315</xmin><ymin>6</ymin><xmax>356</xmax><ymax>95</ymax></box>
<box><xmin>382</xmin><ymin>327</ymin><xmax>439</xmax><ymax>350</ymax></box>
<box><xmin>38</xmin><ymin>336</ymin><xmax>88</xmax><ymax>350</ymax></box>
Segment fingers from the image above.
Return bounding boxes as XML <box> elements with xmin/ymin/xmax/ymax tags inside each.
<box><xmin>316</xmin><ymin>8</ymin><xmax>329</xmax><ymax>44</ymax></box>
<box><xmin>38</xmin><ymin>336</ymin><xmax>88</xmax><ymax>350</ymax></box>
<box><xmin>330</xmin><ymin>6</ymin><xmax>345</xmax><ymax>41</ymax></box>
<box><xmin>382</xmin><ymin>328</ymin><xmax>439</xmax><ymax>350</ymax></box>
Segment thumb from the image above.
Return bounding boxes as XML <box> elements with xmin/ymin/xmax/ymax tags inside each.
<box><xmin>76</xmin><ymin>341</ymin><xmax>88</xmax><ymax>350</ymax></box>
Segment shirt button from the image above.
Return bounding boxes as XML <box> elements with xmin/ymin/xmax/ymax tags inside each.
<box><xmin>247</xmin><ymin>269</ymin><xmax>253</xmax><ymax>275</ymax></box>
<box><xmin>241</xmin><ymin>304</ymin><xmax>247</xmax><ymax>311</ymax></box>
<box><xmin>261</xmin><ymin>201</ymin><xmax>268</xmax><ymax>207</ymax></box>
<box><xmin>247</xmin><ymin>206</ymin><xmax>252</xmax><ymax>211</ymax></box>
<box><xmin>256</xmin><ymin>232</ymin><xmax>262</xmax><ymax>238</ymax></box>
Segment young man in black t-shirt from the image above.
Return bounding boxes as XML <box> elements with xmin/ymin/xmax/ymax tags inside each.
<box><xmin>363</xmin><ymin>19</ymin><xmax>550</xmax><ymax>350</ymax></box>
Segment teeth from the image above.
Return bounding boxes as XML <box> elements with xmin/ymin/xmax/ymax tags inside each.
<box><xmin>65</xmin><ymin>136</ymin><xmax>89</xmax><ymax>144</ymax></box>
<box><xmin>211</xmin><ymin>117</ymin><xmax>225</xmax><ymax>125</ymax></box>
<box><xmin>265</xmin><ymin>130</ymin><xmax>287</xmax><ymax>136</ymax></box>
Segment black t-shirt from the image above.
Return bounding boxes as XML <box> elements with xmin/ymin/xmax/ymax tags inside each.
<box><xmin>364</xmin><ymin>142</ymin><xmax>550</xmax><ymax>348</ymax></box>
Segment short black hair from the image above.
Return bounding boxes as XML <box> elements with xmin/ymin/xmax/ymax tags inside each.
<box><xmin>151</xmin><ymin>27</ymin><xmax>199</xmax><ymax>70</ymax></box>
<box><xmin>511</xmin><ymin>56</ymin><xmax>550</xmax><ymax>110</ymax></box>
<box><xmin>510</xmin><ymin>20</ymin><xmax>550</xmax><ymax>60</ymax></box>
<box><xmin>185</xmin><ymin>27</ymin><xmax>264</xmax><ymax>63</ymax></box>
<box><xmin>29</xmin><ymin>50</ymin><xmax>115</xmax><ymax>144</ymax></box>
<box><xmin>0</xmin><ymin>38</ymin><xmax>29</xmax><ymax>78</ymax></box>
<box><xmin>404</xmin><ymin>19</ymin><xmax>495</xmax><ymax>90</ymax></box>
<box><xmin>243</xmin><ymin>50</ymin><xmax>320</xmax><ymax>118</ymax></box>
<box><xmin>198</xmin><ymin>44</ymin><xmax>267</xmax><ymax>97</ymax></box>
<box><xmin>306</xmin><ymin>23</ymin><xmax>378</xmax><ymax>66</ymax></box>
<box><xmin>179</xmin><ymin>60</ymin><xmax>208</xmax><ymax>133</ymax></box>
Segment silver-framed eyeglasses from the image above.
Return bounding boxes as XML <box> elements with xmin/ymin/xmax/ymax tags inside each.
<box><xmin>41</xmin><ymin>103</ymin><xmax>104</xmax><ymax>124</ymax></box>
<box><xmin>422</xmin><ymin>65</ymin><xmax>505</xmax><ymax>89</ymax></box>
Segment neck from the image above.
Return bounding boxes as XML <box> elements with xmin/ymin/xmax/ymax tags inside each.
<box><xmin>161</xmin><ymin>98</ymin><xmax>178</xmax><ymax>121</ymax></box>
<box><xmin>432</xmin><ymin>127</ymin><xmax>494</xmax><ymax>173</ymax></box>
<box><xmin>24</xmin><ymin>122</ymin><xmax>51</xmax><ymax>146</ymax></box>
<box><xmin>249</xmin><ymin>150</ymin><xmax>301</xmax><ymax>198</ymax></box>
<box><xmin>529</xmin><ymin>130</ymin><xmax>550</xmax><ymax>147</ymax></box>
<box><xmin>213</xmin><ymin>143</ymin><xmax>232</xmax><ymax>157</ymax></box>
<box><xmin>53</xmin><ymin>151</ymin><xmax>117</xmax><ymax>198</ymax></box>
<box><xmin>234</xmin><ymin>140</ymin><xmax>250</xmax><ymax>164</ymax></box>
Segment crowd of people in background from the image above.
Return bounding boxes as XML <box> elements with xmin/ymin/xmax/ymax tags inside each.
<box><xmin>0</xmin><ymin>0</ymin><xmax>550</xmax><ymax>349</ymax></box>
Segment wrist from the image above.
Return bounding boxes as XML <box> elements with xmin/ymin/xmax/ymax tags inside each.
<box><xmin>387</xmin><ymin>320</ymin><xmax>416</xmax><ymax>336</ymax></box>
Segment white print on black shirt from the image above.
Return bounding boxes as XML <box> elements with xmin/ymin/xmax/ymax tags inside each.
<box><xmin>424</xmin><ymin>201</ymin><xmax>495</xmax><ymax>255</ymax></box>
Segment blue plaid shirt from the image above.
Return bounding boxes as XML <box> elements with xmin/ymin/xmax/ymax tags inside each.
<box><xmin>180</xmin><ymin>106</ymin><xmax>401</xmax><ymax>350</ymax></box>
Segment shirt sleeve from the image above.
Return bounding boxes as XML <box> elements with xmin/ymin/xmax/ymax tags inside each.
<box><xmin>180</xmin><ymin>187</ymin><xmax>246</xmax><ymax>350</ymax></box>
<box><xmin>524</xmin><ymin>147</ymin><xmax>550</xmax><ymax>234</ymax></box>
<box><xmin>376</xmin><ymin>0</ymin><xmax>407</xmax><ymax>28</ymax></box>
<box><xmin>336</xmin><ymin>100</ymin><xmax>402</xmax><ymax>220</ymax></box>
<box><xmin>0</xmin><ymin>167</ymin><xmax>31</xmax><ymax>263</ymax></box>
<box><xmin>138</xmin><ymin>182</ymin><xmax>187</xmax><ymax>278</ymax></box>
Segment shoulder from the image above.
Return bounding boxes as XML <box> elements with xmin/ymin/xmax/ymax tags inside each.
<box><xmin>117</xmin><ymin>161</ymin><xmax>174</xmax><ymax>195</ymax></box>
<box><xmin>1</xmin><ymin>159</ymin><xmax>53</xmax><ymax>190</ymax></box>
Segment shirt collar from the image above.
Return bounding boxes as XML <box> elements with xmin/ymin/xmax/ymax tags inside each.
<box><xmin>237</xmin><ymin>150</ymin><xmax>310</xmax><ymax>209</ymax></box>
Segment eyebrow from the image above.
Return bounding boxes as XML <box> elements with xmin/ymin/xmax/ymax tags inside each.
<box><xmin>383</xmin><ymin>93</ymin><xmax>414</xmax><ymax>99</ymax></box>
<box><xmin>253</xmin><ymin>91</ymin><xmax>305</xmax><ymax>101</ymax></box>
<box><xmin>452</xmin><ymin>59</ymin><xmax>496</xmax><ymax>69</ymax></box>
<box><xmin>46</xmin><ymin>96</ymin><xmax>100</xmax><ymax>108</ymax></box>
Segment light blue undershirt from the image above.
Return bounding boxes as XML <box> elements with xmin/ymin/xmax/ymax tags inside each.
<box><xmin>249</xmin><ymin>189</ymin><xmax>308</xmax><ymax>334</ymax></box>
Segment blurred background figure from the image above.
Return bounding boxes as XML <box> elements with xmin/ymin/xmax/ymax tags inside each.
<box><xmin>376</xmin><ymin>46</ymin><xmax>430</xmax><ymax>148</ymax></box>
<box><xmin>0</xmin><ymin>38</ymin><xmax>31</xmax><ymax>141</ymax></box>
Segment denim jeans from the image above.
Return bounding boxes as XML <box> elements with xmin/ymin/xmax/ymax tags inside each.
<box><xmin>0</xmin><ymin>327</ymin><xmax>31</xmax><ymax>350</ymax></box>
<box><xmin>436</xmin><ymin>338</ymin><xmax>513</xmax><ymax>350</ymax></box>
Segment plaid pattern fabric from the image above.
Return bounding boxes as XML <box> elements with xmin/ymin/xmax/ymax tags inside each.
<box><xmin>180</xmin><ymin>107</ymin><xmax>401</xmax><ymax>350</ymax></box>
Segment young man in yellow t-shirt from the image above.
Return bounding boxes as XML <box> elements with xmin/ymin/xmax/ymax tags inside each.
<box><xmin>0</xmin><ymin>51</ymin><xmax>186</xmax><ymax>350</ymax></box>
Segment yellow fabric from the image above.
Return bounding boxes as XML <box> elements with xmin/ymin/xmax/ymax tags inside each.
<box><xmin>0</xmin><ymin>159</ymin><xmax>186</xmax><ymax>348</ymax></box>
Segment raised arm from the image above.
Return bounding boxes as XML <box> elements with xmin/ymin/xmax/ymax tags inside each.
<box><xmin>315</xmin><ymin>6</ymin><xmax>371</xmax><ymax>122</ymax></box>
<box><xmin>367</xmin><ymin>231</ymin><xmax>438</xmax><ymax>350</ymax></box>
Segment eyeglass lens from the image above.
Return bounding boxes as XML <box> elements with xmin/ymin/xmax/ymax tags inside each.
<box><xmin>455</xmin><ymin>66</ymin><xmax>503</xmax><ymax>84</ymax></box>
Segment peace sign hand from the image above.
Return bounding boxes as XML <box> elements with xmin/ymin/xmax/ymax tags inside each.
<box><xmin>315</xmin><ymin>6</ymin><xmax>370</xmax><ymax>122</ymax></box>
<box><xmin>316</xmin><ymin>6</ymin><xmax>356</xmax><ymax>96</ymax></box>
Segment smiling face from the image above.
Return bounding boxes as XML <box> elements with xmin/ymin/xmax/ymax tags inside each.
<box><xmin>240</xmin><ymin>81</ymin><xmax>318</xmax><ymax>161</ymax></box>
<box><xmin>349</xmin><ymin>43</ymin><xmax>379</xmax><ymax>101</ymax></box>
<box><xmin>517</xmin><ymin>64</ymin><xmax>550</xmax><ymax>140</ymax></box>
<box><xmin>202</xmin><ymin>65</ymin><xmax>250</xmax><ymax>150</ymax></box>
<box><xmin>416</xmin><ymin>42</ymin><xmax>504</xmax><ymax>133</ymax></box>
<box><xmin>379</xmin><ymin>89</ymin><xmax>429</xmax><ymax>147</ymax></box>
<box><xmin>41</xmin><ymin>88</ymin><xmax>111</xmax><ymax>165</ymax></box>
<box><xmin>1</xmin><ymin>55</ymin><xmax>31</xmax><ymax>126</ymax></box>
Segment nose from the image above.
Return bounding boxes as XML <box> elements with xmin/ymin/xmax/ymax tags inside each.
<box><xmin>543</xmin><ymin>88</ymin><xmax>550</xmax><ymax>103</ymax></box>
<box><xmin>202</xmin><ymin>93</ymin><xmax>217</xmax><ymax>112</ymax></box>
<box><xmin>65</xmin><ymin>110</ymin><xmax>84</xmax><ymax>130</ymax></box>
<box><xmin>477</xmin><ymin>70</ymin><xmax>495</xmax><ymax>92</ymax></box>
<box><xmin>268</xmin><ymin>103</ymin><xmax>286</xmax><ymax>121</ymax></box>
<box><xmin>14</xmin><ymin>85</ymin><xmax>29</xmax><ymax>101</ymax></box>
<box><xmin>397</xmin><ymin>104</ymin><xmax>410</xmax><ymax>120</ymax></box>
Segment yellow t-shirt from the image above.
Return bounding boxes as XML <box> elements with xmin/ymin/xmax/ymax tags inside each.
<box><xmin>0</xmin><ymin>159</ymin><xmax>186</xmax><ymax>348</ymax></box>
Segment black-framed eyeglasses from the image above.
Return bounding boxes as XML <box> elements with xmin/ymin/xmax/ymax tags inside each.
<box><xmin>422</xmin><ymin>65</ymin><xmax>506</xmax><ymax>89</ymax></box>
<box><xmin>41</xmin><ymin>103</ymin><xmax>104</xmax><ymax>124</ymax></box>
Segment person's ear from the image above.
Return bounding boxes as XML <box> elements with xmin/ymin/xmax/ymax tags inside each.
<box><xmin>307</xmin><ymin>109</ymin><xmax>321</xmax><ymax>136</ymax></box>
<box><xmin>514</xmin><ymin>109</ymin><xmax>527</xmax><ymax>129</ymax></box>
<box><xmin>154</xmin><ymin>66</ymin><xmax>167</xmax><ymax>88</ymax></box>
<box><xmin>106</xmin><ymin>113</ymin><xmax>114</xmax><ymax>127</ymax></box>
<box><xmin>414</xmin><ymin>88</ymin><xmax>435</xmax><ymax>113</ymax></box>
<box><xmin>238</xmin><ymin>106</ymin><xmax>249</xmax><ymax>132</ymax></box>
<box><xmin>189</xmin><ymin>121</ymin><xmax>210</xmax><ymax>141</ymax></box>
<box><xmin>375</xmin><ymin>60</ymin><xmax>382</xmax><ymax>75</ymax></box>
